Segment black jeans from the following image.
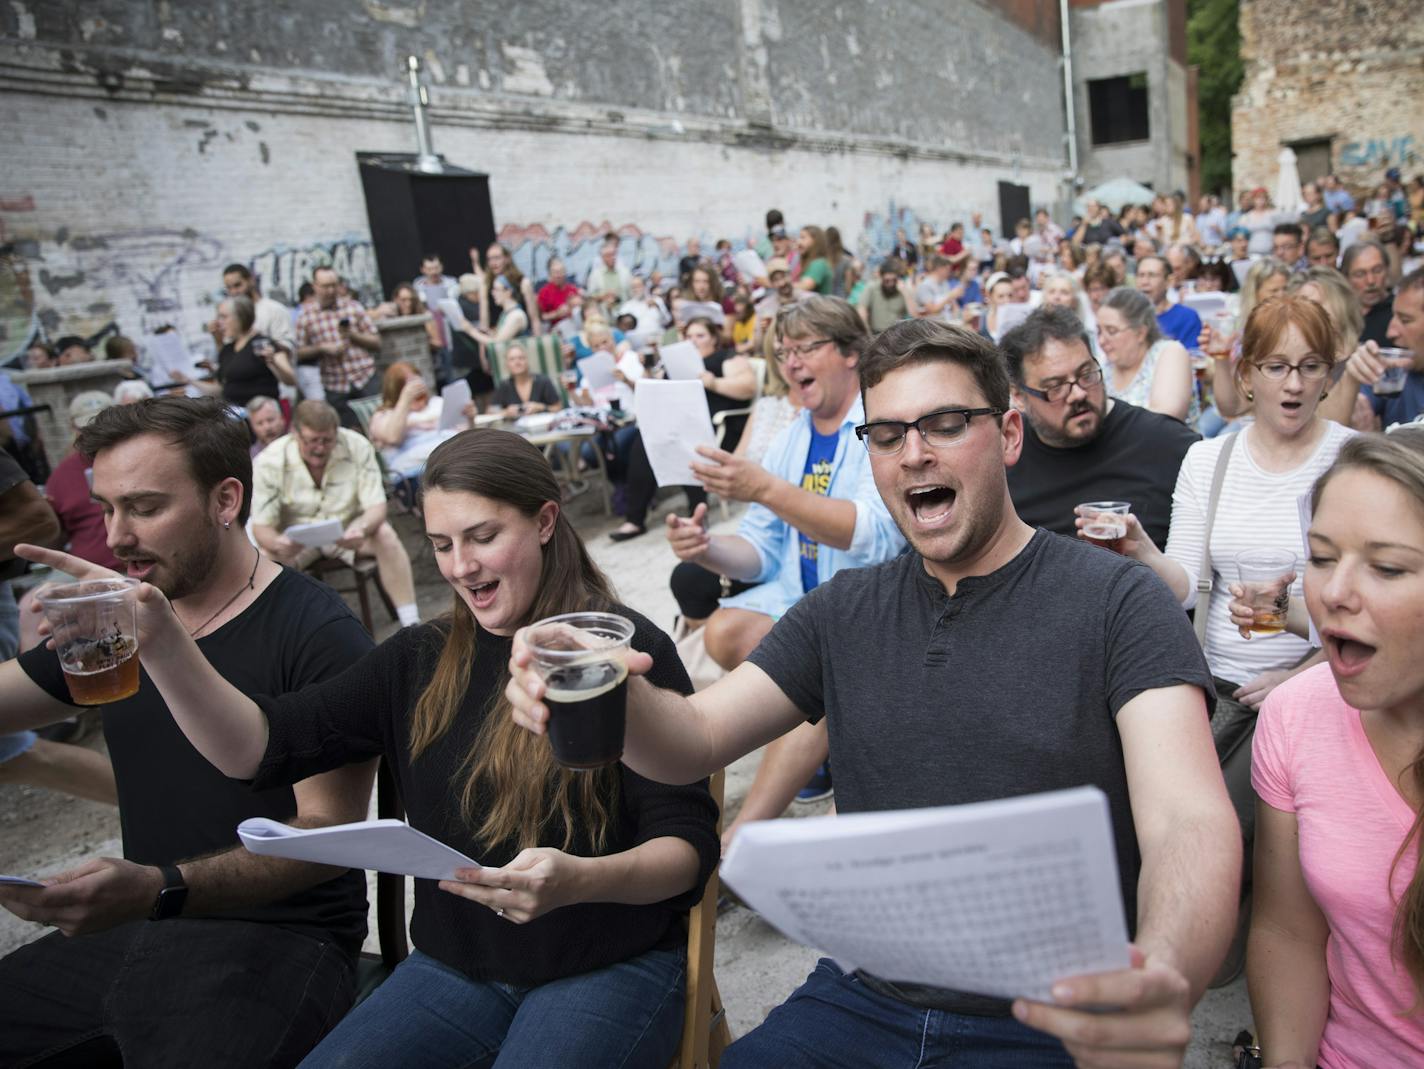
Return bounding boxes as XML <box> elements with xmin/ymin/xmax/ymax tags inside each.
<box><xmin>670</xmin><ymin>562</ymin><xmax>755</xmax><ymax>621</ymax></box>
<box><xmin>0</xmin><ymin>918</ymin><xmax>355</xmax><ymax>1068</ymax></box>
<box><xmin>325</xmin><ymin>374</ymin><xmax>380</xmax><ymax>430</ymax></box>
<box><xmin>623</xmin><ymin>430</ymin><xmax>705</xmax><ymax>528</ymax></box>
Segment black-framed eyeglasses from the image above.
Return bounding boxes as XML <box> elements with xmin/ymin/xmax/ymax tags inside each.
<box><xmin>855</xmin><ymin>407</ymin><xmax>1004</xmax><ymax>455</ymax></box>
<box><xmin>1017</xmin><ymin>365</ymin><xmax>1104</xmax><ymax>404</ymax></box>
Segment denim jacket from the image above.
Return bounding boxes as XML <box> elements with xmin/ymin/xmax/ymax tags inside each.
<box><xmin>721</xmin><ymin>395</ymin><xmax>905</xmax><ymax>619</ymax></box>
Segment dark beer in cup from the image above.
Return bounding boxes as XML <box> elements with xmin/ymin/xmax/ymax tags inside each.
<box><xmin>544</xmin><ymin>660</ymin><xmax>628</xmax><ymax>769</ymax></box>
<box><xmin>527</xmin><ymin>611</ymin><xmax>635</xmax><ymax>771</ymax></box>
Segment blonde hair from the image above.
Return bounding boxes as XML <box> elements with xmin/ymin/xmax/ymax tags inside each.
<box><xmin>1239</xmin><ymin>257</ymin><xmax>1292</xmax><ymax>323</ymax></box>
<box><xmin>1311</xmin><ymin>430</ymin><xmax>1424</xmax><ymax>1003</ymax></box>
<box><xmin>1288</xmin><ymin>266</ymin><xmax>1364</xmax><ymax>357</ymax></box>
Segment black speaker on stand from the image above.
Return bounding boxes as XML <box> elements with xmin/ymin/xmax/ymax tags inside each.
<box><xmin>357</xmin><ymin>152</ymin><xmax>495</xmax><ymax>300</ymax></box>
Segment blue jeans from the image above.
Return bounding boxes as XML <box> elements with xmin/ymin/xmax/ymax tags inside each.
<box><xmin>722</xmin><ymin>959</ymin><xmax>1073</xmax><ymax>1069</ymax></box>
<box><xmin>300</xmin><ymin>945</ymin><xmax>686</xmax><ymax>1069</ymax></box>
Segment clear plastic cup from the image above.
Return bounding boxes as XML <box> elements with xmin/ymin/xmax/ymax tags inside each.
<box><xmin>1075</xmin><ymin>501</ymin><xmax>1131</xmax><ymax>553</ymax></box>
<box><xmin>526</xmin><ymin>612</ymin><xmax>635</xmax><ymax>770</ymax></box>
<box><xmin>1374</xmin><ymin>348</ymin><xmax>1414</xmax><ymax>397</ymax></box>
<box><xmin>1235</xmin><ymin>550</ymin><xmax>1297</xmax><ymax>635</ymax></box>
<box><xmin>39</xmin><ymin>579</ymin><xmax>141</xmax><ymax>705</ymax></box>
<box><xmin>1207</xmin><ymin>310</ymin><xmax>1237</xmax><ymax>359</ymax></box>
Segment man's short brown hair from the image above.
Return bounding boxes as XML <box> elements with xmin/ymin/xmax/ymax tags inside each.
<box><xmin>76</xmin><ymin>396</ymin><xmax>253</xmax><ymax>524</ymax></box>
<box><xmin>859</xmin><ymin>319</ymin><xmax>1011</xmax><ymax>411</ymax></box>
<box><xmin>292</xmin><ymin>399</ymin><xmax>340</xmax><ymax>434</ymax></box>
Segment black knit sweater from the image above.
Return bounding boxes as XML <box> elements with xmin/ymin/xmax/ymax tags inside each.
<box><xmin>251</xmin><ymin>605</ymin><xmax>719</xmax><ymax>985</ymax></box>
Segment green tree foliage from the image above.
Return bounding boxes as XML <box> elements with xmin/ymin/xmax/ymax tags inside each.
<box><xmin>1189</xmin><ymin>0</ymin><xmax>1243</xmax><ymax>197</ymax></box>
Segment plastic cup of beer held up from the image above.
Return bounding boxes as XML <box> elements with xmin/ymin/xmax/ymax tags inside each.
<box><xmin>1234</xmin><ymin>550</ymin><xmax>1297</xmax><ymax>635</ymax></box>
<box><xmin>1075</xmin><ymin>501</ymin><xmax>1131</xmax><ymax>553</ymax></box>
<box><xmin>526</xmin><ymin>612</ymin><xmax>636</xmax><ymax>770</ymax></box>
<box><xmin>1207</xmin><ymin>310</ymin><xmax>1237</xmax><ymax>359</ymax></box>
<box><xmin>1374</xmin><ymin>348</ymin><xmax>1414</xmax><ymax>397</ymax></box>
<box><xmin>39</xmin><ymin>578</ymin><xmax>142</xmax><ymax>705</ymax></box>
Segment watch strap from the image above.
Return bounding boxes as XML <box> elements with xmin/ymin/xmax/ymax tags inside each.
<box><xmin>150</xmin><ymin>863</ymin><xmax>187</xmax><ymax>921</ymax></box>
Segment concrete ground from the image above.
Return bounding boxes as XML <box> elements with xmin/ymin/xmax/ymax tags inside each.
<box><xmin>0</xmin><ymin>487</ymin><xmax>1252</xmax><ymax>1065</ymax></box>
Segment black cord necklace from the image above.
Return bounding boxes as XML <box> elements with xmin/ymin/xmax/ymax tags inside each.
<box><xmin>189</xmin><ymin>547</ymin><xmax>260</xmax><ymax>638</ymax></box>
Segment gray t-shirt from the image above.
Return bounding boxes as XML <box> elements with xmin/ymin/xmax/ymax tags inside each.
<box><xmin>747</xmin><ymin>528</ymin><xmax>1213</xmax><ymax>1011</ymax></box>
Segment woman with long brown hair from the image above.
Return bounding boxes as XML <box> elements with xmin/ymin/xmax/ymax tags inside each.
<box><xmin>1244</xmin><ymin>428</ymin><xmax>1424</xmax><ymax>1067</ymax></box>
<box><xmin>103</xmin><ymin>430</ymin><xmax>719</xmax><ymax>1067</ymax></box>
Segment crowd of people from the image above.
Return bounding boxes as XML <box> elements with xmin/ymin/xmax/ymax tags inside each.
<box><xmin>0</xmin><ymin>174</ymin><xmax>1422</xmax><ymax>1068</ymax></box>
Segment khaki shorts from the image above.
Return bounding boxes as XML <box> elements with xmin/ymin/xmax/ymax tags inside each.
<box><xmin>292</xmin><ymin>544</ymin><xmax>359</xmax><ymax>570</ymax></box>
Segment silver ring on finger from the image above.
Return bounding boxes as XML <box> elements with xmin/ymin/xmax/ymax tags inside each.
<box><xmin>496</xmin><ymin>907</ymin><xmax>506</xmax><ymax>918</ymax></box>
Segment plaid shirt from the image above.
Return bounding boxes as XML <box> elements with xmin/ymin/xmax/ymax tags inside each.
<box><xmin>294</xmin><ymin>298</ymin><xmax>377</xmax><ymax>394</ymax></box>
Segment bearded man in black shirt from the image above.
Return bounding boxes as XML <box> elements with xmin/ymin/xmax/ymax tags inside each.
<box><xmin>0</xmin><ymin>396</ymin><xmax>375</xmax><ymax>1068</ymax></box>
<box><xmin>1001</xmin><ymin>306</ymin><xmax>1199</xmax><ymax>550</ymax></box>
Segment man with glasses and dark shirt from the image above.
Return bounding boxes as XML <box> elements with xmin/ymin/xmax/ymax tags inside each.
<box><xmin>1342</xmin><ymin>240</ymin><xmax>1394</xmax><ymax>345</ymax></box>
<box><xmin>1002</xmin><ymin>307</ymin><xmax>1199</xmax><ymax>549</ymax></box>
<box><xmin>515</xmin><ymin>318</ymin><xmax>1238</xmax><ymax>1067</ymax></box>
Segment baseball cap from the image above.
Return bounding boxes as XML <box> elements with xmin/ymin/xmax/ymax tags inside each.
<box><xmin>69</xmin><ymin>390</ymin><xmax>114</xmax><ymax>428</ymax></box>
<box><xmin>765</xmin><ymin>257</ymin><xmax>791</xmax><ymax>276</ymax></box>
<box><xmin>1227</xmin><ymin>226</ymin><xmax>1250</xmax><ymax>240</ymax></box>
<box><xmin>768</xmin><ymin>225</ymin><xmax>788</xmax><ymax>240</ymax></box>
<box><xmin>1386</xmin><ymin>167</ymin><xmax>1401</xmax><ymax>182</ymax></box>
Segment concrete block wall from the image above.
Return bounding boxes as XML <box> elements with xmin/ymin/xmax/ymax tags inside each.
<box><xmin>1232</xmin><ymin>0</ymin><xmax>1424</xmax><ymax>196</ymax></box>
<box><xmin>1069</xmin><ymin>0</ymin><xmax>1191</xmax><ymax>195</ymax></box>
<box><xmin>0</xmin><ymin>0</ymin><xmax>1073</xmax><ymax>365</ymax></box>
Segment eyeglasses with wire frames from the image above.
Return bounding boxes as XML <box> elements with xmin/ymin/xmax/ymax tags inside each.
<box><xmin>773</xmin><ymin>338</ymin><xmax>836</xmax><ymax>363</ymax></box>
<box><xmin>855</xmin><ymin>407</ymin><xmax>1005</xmax><ymax>455</ymax></box>
<box><xmin>1248</xmin><ymin>356</ymin><xmax>1333</xmax><ymax>382</ymax></box>
<box><xmin>1017</xmin><ymin>364</ymin><xmax>1105</xmax><ymax>404</ymax></box>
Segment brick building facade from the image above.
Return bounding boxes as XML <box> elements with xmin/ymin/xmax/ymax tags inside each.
<box><xmin>1232</xmin><ymin>0</ymin><xmax>1423</xmax><ymax>197</ymax></box>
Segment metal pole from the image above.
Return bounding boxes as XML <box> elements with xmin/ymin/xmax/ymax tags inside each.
<box><xmin>1059</xmin><ymin>0</ymin><xmax>1080</xmax><ymax>198</ymax></box>
<box><xmin>406</xmin><ymin>55</ymin><xmax>442</xmax><ymax>174</ymax></box>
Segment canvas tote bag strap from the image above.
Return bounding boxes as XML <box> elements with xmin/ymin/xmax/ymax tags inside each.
<box><xmin>1194</xmin><ymin>432</ymin><xmax>1238</xmax><ymax>647</ymax></box>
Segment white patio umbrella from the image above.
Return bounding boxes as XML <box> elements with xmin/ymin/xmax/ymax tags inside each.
<box><xmin>1275</xmin><ymin>147</ymin><xmax>1303</xmax><ymax>216</ymax></box>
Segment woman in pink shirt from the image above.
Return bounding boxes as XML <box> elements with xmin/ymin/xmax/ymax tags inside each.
<box><xmin>1247</xmin><ymin>428</ymin><xmax>1424</xmax><ymax>1067</ymax></box>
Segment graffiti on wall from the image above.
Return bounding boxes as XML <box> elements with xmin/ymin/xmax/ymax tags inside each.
<box><xmin>498</xmin><ymin>221</ymin><xmax>686</xmax><ymax>287</ymax></box>
<box><xmin>0</xmin><ymin>195</ymin><xmax>379</xmax><ymax>365</ymax></box>
<box><xmin>248</xmin><ymin>237</ymin><xmax>379</xmax><ymax>307</ymax></box>
<box><xmin>495</xmin><ymin>202</ymin><xmax>983</xmax><ymax>291</ymax></box>
<box><xmin>1340</xmin><ymin>135</ymin><xmax>1418</xmax><ymax>170</ymax></box>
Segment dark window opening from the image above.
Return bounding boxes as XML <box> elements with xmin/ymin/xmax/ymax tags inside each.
<box><xmin>1088</xmin><ymin>73</ymin><xmax>1150</xmax><ymax>146</ymax></box>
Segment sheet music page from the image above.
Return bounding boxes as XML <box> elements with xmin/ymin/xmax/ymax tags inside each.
<box><xmin>659</xmin><ymin>340</ymin><xmax>705</xmax><ymax>381</ymax></box>
<box><xmin>238</xmin><ymin>817</ymin><xmax>480</xmax><ymax>880</ymax></box>
<box><xmin>283</xmin><ymin>519</ymin><xmax>344</xmax><ymax>547</ymax></box>
<box><xmin>579</xmin><ymin>350</ymin><xmax>618</xmax><ymax>391</ymax></box>
<box><xmin>634</xmin><ymin>379</ymin><xmax>716</xmax><ymax>488</ymax></box>
<box><xmin>734</xmin><ymin>248</ymin><xmax>768</xmax><ymax>283</ymax></box>
<box><xmin>440</xmin><ymin>379</ymin><xmax>472</xmax><ymax>429</ymax></box>
<box><xmin>143</xmin><ymin>332</ymin><xmax>200</xmax><ymax>383</ymax></box>
<box><xmin>720</xmin><ymin>787</ymin><xmax>1130</xmax><ymax>1002</ymax></box>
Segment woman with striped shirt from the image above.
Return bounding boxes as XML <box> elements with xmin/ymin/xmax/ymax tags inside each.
<box><xmin>1111</xmin><ymin>295</ymin><xmax>1353</xmax><ymax>708</ymax></box>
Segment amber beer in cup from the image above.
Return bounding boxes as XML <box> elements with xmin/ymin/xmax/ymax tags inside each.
<box><xmin>1206</xmin><ymin>310</ymin><xmax>1236</xmax><ymax>359</ymax></box>
<box><xmin>39</xmin><ymin>579</ymin><xmax>141</xmax><ymax>705</ymax></box>
<box><xmin>1075</xmin><ymin>501</ymin><xmax>1131</xmax><ymax>554</ymax></box>
<box><xmin>527</xmin><ymin>612</ymin><xmax>635</xmax><ymax>770</ymax></box>
<box><xmin>1235</xmin><ymin>550</ymin><xmax>1297</xmax><ymax>635</ymax></box>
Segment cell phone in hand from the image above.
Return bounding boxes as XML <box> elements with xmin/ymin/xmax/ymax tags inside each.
<box><xmin>338</xmin><ymin>317</ymin><xmax>351</xmax><ymax>329</ymax></box>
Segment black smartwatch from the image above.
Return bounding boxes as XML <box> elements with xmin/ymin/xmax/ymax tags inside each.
<box><xmin>150</xmin><ymin>864</ymin><xmax>188</xmax><ymax>921</ymax></box>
